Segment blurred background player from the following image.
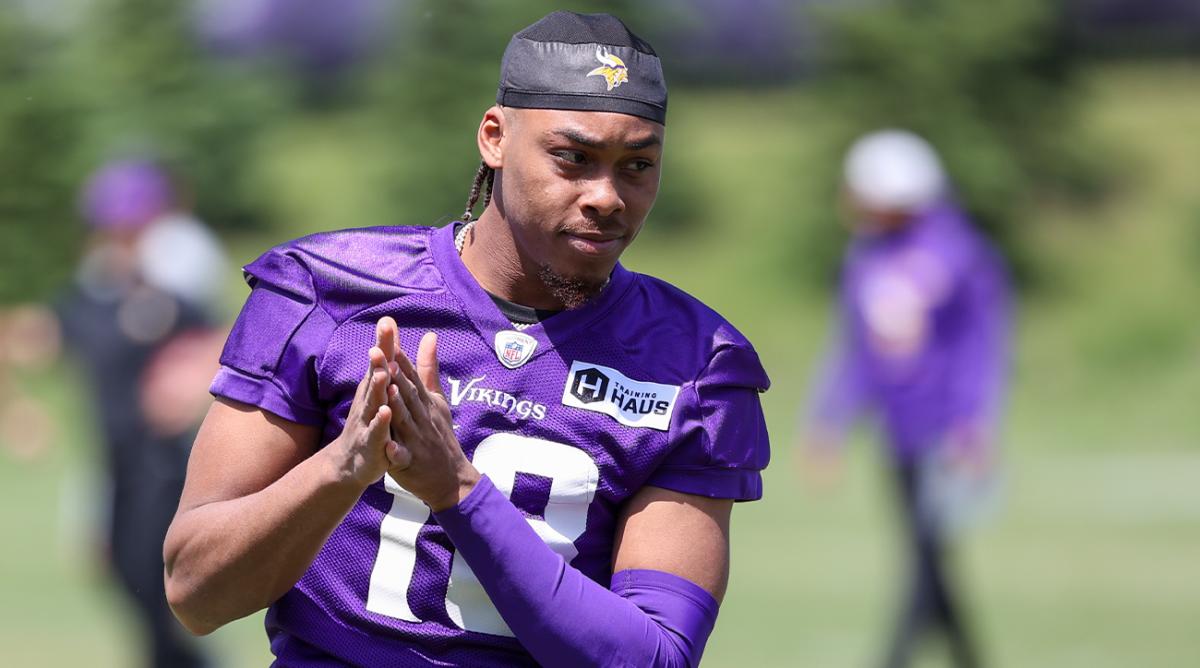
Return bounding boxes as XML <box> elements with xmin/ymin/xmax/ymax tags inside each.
<box><xmin>0</xmin><ymin>158</ymin><xmax>229</xmax><ymax>668</ymax></box>
<box><xmin>799</xmin><ymin>130</ymin><xmax>1012</xmax><ymax>668</ymax></box>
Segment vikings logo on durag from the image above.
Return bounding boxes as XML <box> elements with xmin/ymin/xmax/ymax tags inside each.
<box><xmin>586</xmin><ymin>48</ymin><xmax>629</xmax><ymax>91</ymax></box>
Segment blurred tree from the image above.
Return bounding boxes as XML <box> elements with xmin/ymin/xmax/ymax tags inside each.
<box><xmin>63</xmin><ymin>0</ymin><xmax>290</xmax><ymax>232</ymax></box>
<box><xmin>791</xmin><ymin>0</ymin><xmax>1110</xmax><ymax>288</ymax></box>
<box><xmin>0</xmin><ymin>8</ymin><xmax>87</xmax><ymax>304</ymax></box>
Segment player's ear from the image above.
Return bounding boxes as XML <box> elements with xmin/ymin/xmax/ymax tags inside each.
<box><xmin>477</xmin><ymin>105</ymin><xmax>507</xmax><ymax>170</ymax></box>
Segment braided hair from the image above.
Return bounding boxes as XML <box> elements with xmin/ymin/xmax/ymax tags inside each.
<box><xmin>460</xmin><ymin>161</ymin><xmax>496</xmax><ymax>222</ymax></box>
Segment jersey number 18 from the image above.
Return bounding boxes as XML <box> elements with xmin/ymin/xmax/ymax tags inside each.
<box><xmin>365</xmin><ymin>433</ymin><xmax>600</xmax><ymax>636</ymax></box>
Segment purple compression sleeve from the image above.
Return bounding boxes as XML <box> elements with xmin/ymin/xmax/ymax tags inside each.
<box><xmin>433</xmin><ymin>475</ymin><xmax>720</xmax><ymax>668</ymax></box>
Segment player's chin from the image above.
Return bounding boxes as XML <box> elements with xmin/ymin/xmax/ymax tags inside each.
<box><xmin>537</xmin><ymin>263</ymin><xmax>611</xmax><ymax>310</ymax></box>
<box><xmin>558</xmin><ymin>251</ymin><xmax>617</xmax><ymax>284</ymax></box>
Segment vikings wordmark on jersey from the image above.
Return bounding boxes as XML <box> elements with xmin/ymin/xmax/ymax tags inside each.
<box><xmin>211</xmin><ymin>223</ymin><xmax>770</xmax><ymax>666</ymax></box>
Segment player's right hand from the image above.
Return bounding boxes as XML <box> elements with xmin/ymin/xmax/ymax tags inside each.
<box><xmin>323</xmin><ymin>317</ymin><xmax>408</xmax><ymax>489</ymax></box>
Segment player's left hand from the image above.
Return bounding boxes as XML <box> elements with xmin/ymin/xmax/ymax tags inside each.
<box><xmin>385</xmin><ymin>331</ymin><xmax>481</xmax><ymax>512</ymax></box>
<box><xmin>795</xmin><ymin>427</ymin><xmax>845</xmax><ymax>491</ymax></box>
<box><xmin>943</xmin><ymin>421</ymin><xmax>993</xmax><ymax>480</ymax></box>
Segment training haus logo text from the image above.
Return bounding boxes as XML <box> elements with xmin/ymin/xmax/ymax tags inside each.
<box><xmin>562</xmin><ymin>361</ymin><xmax>679</xmax><ymax>431</ymax></box>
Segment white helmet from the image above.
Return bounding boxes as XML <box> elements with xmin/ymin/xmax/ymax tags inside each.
<box><xmin>843</xmin><ymin>129</ymin><xmax>946</xmax><ymax>213</ymax></box>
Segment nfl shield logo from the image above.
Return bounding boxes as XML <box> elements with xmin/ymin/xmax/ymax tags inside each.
<box><xmin>494</xmin><ymin>330</ymin><xmax>537</xmax><ymax>369</ymax></box>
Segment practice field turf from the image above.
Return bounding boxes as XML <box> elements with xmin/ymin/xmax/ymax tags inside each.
<box><xmin>2</xmin><ymin>63</ymin><xmax>1198</xmax><ymax>666</ymax></box>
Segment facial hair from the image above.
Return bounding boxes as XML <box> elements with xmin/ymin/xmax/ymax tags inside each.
<box><xmin>537</xmin><ymin>264</ymin><xmax>608</xmax><ymax>310</ymax></box>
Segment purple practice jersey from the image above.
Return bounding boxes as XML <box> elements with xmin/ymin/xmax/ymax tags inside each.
<box><xmin>210</xmin><ymin>223</ymin><xmax>771</xmax><ymax>666</ymax></box>
<box><xmin>809</xmin><ymin>203</ymin><xmax>1011</xmax><ymax>461</ymax></box>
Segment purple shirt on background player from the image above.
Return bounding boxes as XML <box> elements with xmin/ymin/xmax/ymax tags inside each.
<box><xmin>810</xmin><ymin>201</ymin><xmax>1010</xmax><ymax>461</ymax></box>
<box><xmin>210</xmin><ymin>224</ymin><xmax>768</xmax><ymax>665</ymax></box>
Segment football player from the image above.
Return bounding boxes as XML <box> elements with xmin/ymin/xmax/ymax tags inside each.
<box><xmin>802</xmin><ymin>130</ymin><xmax>1010</xmax><ymax>668</ymax></box>
<box><xmin>165</xmin><ymin>12</ymin><xmax>770</xmax><ymax>667</ymax></box>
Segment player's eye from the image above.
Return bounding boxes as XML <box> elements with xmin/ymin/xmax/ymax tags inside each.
<box><xmin>552</xmin><ymin>150</ymin><xmax>587</xmax><ymax>166</ymax></box>
<box><xmin>625</xmin><ymin>159</ymin><xmax>655</xmax><ymax>172</ymax></box>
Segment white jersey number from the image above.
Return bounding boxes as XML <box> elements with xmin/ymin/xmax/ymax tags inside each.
<box><xmin>365</xmin><ymin>433</ymin><xmax>599</xmax><ymax>636</ymax></box>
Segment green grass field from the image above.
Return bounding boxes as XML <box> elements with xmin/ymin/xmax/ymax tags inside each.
<box><xmin>2</xmin><ymin>63</ymin><xmax>1198</xmax><ymax>666</ymax></box>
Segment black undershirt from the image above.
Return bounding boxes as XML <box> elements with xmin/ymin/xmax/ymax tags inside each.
<box><xmin>488</xmin><ymin>291</ymin><xmax>560</xmax><ymax>326</ymax></box>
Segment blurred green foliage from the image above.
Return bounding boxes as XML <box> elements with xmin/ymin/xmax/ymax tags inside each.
<box><xmin>66</xmin><ymin>0</ymin><xmax>291</xmax><ymax>232</ymax></box>
<box><xmin>0</xmin><ymin>0</ymin><xmax>1111</xmax><ymax>303</ymax></box>
<box><xmin>0</xmin><ymin>11</ymin><xmax>87</xmax><ymax>304</ymax></box>
<box><xmin>792</xmin><ymin>0</ymin><xmax>1109</xmax><ymax>288</ymax></box>
<box><xmin>0</xmin><ymin>0</ymin><xmax>289</xmax><ymax>303</ymax></box>
<box><xmin>0</xmin><ymin>0</ymin><xmax>714</xmax><ymax>307</ymax></box>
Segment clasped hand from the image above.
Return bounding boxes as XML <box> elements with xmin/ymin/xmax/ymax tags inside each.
<box><xmin>329</xmin><ymin>316</ymin><xmax>479</xmax><ymax>511</ymax></box>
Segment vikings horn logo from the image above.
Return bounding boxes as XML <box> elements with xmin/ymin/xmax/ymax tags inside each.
<box><xmin>586</xmin><ymin>48</ymin><xmax>629</xmax><ymax>91</ymax></box>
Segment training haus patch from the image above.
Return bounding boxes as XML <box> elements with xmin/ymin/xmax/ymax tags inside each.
<box><xmin>561</xmin><ymin>361</ymin><xmax>680</xmax><ymax>431</ymax></box>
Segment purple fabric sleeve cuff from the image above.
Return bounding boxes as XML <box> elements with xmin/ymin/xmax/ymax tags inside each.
<box><xmin>209</xmin><ymin>365</ymin><xmax>325</xmax><ymax>426</ymax></box>
<box><xmin>434</xmin><ymin>475</ymin><xmax>719</xmax><ymax>668</ymax></box>
<box><xmin>610</xmin><ymin>569</ymin><xmax>719</xmax><ymax>662</ymax></box>
<box><xmin>646</xmin><ymin>466</ymin><xmax>763</xmax><ymax>501</ymax></box>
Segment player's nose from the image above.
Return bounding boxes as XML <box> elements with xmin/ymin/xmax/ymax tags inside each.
<box><xmin>579</xmin><ymin>174</ymin><xmax>625</xmax><ymax>219</ymax></box>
